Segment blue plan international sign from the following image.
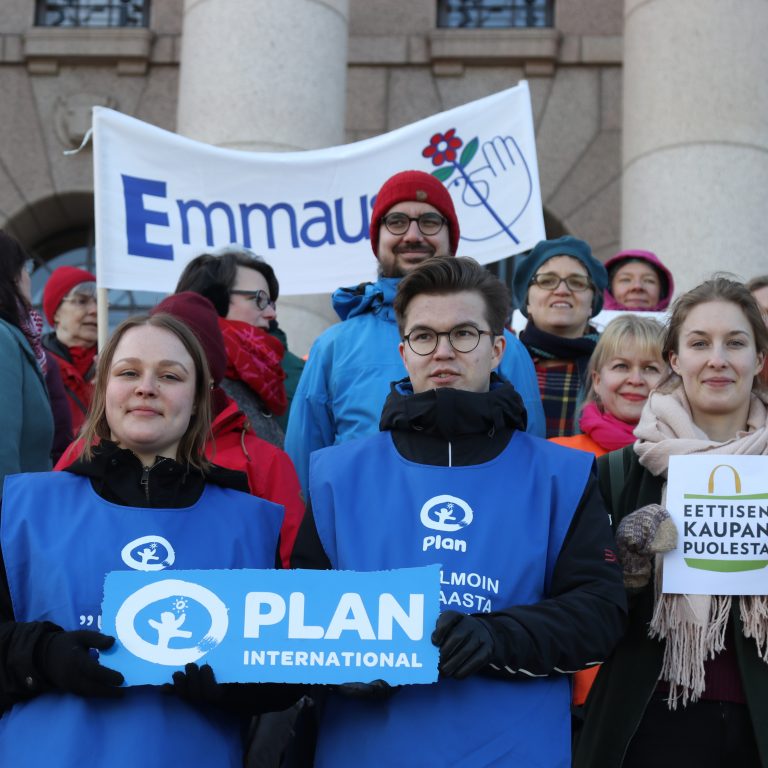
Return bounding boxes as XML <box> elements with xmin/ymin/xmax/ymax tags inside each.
<box><xmin>101</xmin><ymin>566</ymin><xmax>441</xmax><ymax>686</ymax></box>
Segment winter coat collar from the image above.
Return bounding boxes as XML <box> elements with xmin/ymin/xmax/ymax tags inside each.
<box><xmin>380</xmin><ymin>375</ymin><xmax>527</xmax><ymax>440</ymax></box>
<box><xmin>332</xmin><ymin>277</ymin><xmax>400</xmax><ymax>322</ymax></box>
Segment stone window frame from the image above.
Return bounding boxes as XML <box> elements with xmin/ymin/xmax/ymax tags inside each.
<box><xmin>23</xmin><ymin>26</ymin><xmax>153</xmax><ymax>75</ymax></box>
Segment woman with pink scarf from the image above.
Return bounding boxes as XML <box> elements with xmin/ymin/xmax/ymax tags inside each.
<box><xmin>575</xmin><ymin>277</ymin><xmax>768</xmax><ymax>767</ymax></box>
<box><xmin>553</xmin><ymin>315</ymin><xmax>666</xmax><ymax>459</ymax></box>
<box><xmin>552</xmin><ymin>314</ymin><xmax>665</xmax><ymax>707</ymax></box>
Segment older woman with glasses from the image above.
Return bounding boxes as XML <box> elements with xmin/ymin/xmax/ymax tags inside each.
<box><xmin>42</xmin><ymin>266</ymin><xmax>98</xmax><ymax>434</ymax></box>
<box><xmin>512</xmin><ymin>236</ymin><xmax>609</xmax><ymax>438</ymax></box>
<box><xmin>175</xmin><ymin>247</ymin><xmax>292</xmax><ymax>448</ymax></box>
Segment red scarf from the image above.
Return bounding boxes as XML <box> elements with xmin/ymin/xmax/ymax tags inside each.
<box><xmin>578</xmin><ymin>401</ymin><xmax>637</xmax><ymax>451</ymax></box>
<box><xmin>69</xmin><ymin>344</ymin><xmax>97</xmax><ymax>378</ymax></box>
<box><xmin>218</xmin><ymin>318</ymin><xmax>287</xmax><ymax>416</ymax></box>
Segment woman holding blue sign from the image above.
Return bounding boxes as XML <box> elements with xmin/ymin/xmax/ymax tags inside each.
<box><xmin>576</xmin><ymin>277</ymin><xmax>768</xmax><ymax>767</ymax></box>
<box><xmin>0</xmin><ymin>313</ymin><xmax>294</xmax><ymax>767</ymax></box>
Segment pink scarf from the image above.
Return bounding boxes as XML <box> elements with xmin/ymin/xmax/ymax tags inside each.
<box><xmin>578</xmin><ymin>401</ymin><xmax>637</xmax><ymax>451</ymax></box>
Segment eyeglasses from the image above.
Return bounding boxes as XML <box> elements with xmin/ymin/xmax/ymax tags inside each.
<box><xmin>230</xmin><ymin>289</ymin><xmax>276</xmax><ymax>311</ymax></box>
<box><xmin>381</xmin><ymin>212</ymin><xmax>447</xmax><ymax>237</ymax></box>
<box><xmin>529</xmin><ymin>273</ymin><xmax>593</xmax><ymax>292</ymax></box>
<box><xmin>61</xmin><ymin>295</ymin><xmax>97</xmax><ymax>309</ymax></box>
<box><xmin>403</xmin><ymin>325</ymin><xmax>493</xmax><ymax>356</ymax></box>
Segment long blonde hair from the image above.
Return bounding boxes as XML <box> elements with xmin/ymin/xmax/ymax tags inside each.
<box><xmin>79</xmin><ymin>314</ymin><xmax>212</xmax><ymax>470</ymax></box>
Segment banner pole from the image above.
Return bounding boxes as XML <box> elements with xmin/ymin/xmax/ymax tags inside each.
<box><xmin>97</xmin><ymin>286</ymin><xmax>109</xmax><ymax>351</ymax></box>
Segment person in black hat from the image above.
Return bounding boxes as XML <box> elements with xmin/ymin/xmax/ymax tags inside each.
<box><xmin>512</xmin><ymin>235</ymin><xmax>609</xmax><ymax>438</ymax></box>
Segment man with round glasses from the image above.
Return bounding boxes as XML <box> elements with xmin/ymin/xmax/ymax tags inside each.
<box><xmin>292</xmin><ymin>256</ymin><xmax>625</xmax><ymax>767</ymax></box>
<box><xmin>286</xmin><ymin>169</ymin><xmax>545</xmax><ymax>495</ymax></box>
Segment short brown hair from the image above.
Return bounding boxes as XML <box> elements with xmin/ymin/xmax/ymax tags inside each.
<box><xmin>658</xmin><ymin>276</ymin><xmax>768</xmax><ymax>392</ymax></box>
<box><xmin>393</xmin><ymin>256</ymin><xmax>510</xmax><ymax>337</ymax></box>
<box><xmin>80</xmin><ymin>313</ymin><xmax>213</xmax><ymax>470</ymax></box>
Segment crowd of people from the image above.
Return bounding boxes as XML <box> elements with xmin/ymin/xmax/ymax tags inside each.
<box><xmin>1</xmin><ymin>168</ymin><xmax>767</xmax><ymax>767</ymax></box>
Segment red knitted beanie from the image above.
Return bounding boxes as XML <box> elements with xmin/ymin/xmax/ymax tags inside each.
<box><xmin>42</xmin><ymin>266</ymin><xmax>96</xmax><ymax>325</ymax></box>
<box><xmin>151</xmin><ymin>292</ymin><xmax>228</xmax><ymax>385</ymax></box>
<box><xmin>369</xmin><ymin>170</ymin><xmax>460</xmax><ymax>256</ymax></box>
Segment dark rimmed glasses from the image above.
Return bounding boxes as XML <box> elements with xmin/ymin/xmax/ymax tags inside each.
<box><xmin>230</xmin><ymin>289</ymin><xmax>275</xmax><ymax>310</ymax></box>
<box><xmin>403</xmin><ymin>325</ymin><xmax>493</xmax><ymax>356</ymax></box>
<box><xmin>381</xmin><ymin>212</ymin><xmax>447</xmax><ymax>237</ymax></box>
<box><xmin>529</xmin><ymin>273</ymin><xmax>593</xmax><ymax>292</ymax></box>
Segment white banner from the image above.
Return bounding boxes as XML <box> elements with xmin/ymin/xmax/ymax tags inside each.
<box><xmin>663</xmin><ymin>456</ymin><xmax>768</xmax><ymax>596</ymax></box>
<box><xmin>93</xmin><ymin>82</ymin><xmax>544</xmax><ymax>295</ymax></box>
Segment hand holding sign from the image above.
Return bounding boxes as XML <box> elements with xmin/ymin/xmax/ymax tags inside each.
<box><xmin>432</xmin><ymin>610</ymin><xmax>494</xmax><ymax>680</ymax></box>
<box><xmin>41</xmin><ymin>629</ymin><xmax>124</xmax><ymax>698</ymax></box>
<box><xmin>615</xmin><ymin>504</ymin><xmax>678</xmax><ymax>589</ymax></box>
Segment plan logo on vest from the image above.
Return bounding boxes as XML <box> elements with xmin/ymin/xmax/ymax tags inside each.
<box><xmin>420</xmin><ymin>494</ymin><xmax>473</xmax><ymax>554</ymax></box>
<box><xmin>121</xmin><ymin>535</ymin><xmax>175</xmax><ymax>571</ymax></box>
<box><xmin>115</xmin><ymin>578</ymin><xmax>228</xmax><ymax>666</ymax></box>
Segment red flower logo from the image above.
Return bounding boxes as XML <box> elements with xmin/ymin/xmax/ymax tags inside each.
<box><xmin>422</xmin><ymin>129</ymin><xmax>463</xmax><ymax>167</ymax></box>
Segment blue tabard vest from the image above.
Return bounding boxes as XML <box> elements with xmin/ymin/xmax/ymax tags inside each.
<box><xmin>309</xmin><ymin>429</ymin><xmax>594</xmax><ymax>768</ymax></box>
<box><xmin>0</xmin><ymin>471</ymin><xmax>283</xmax><ymax>768</ymax></box>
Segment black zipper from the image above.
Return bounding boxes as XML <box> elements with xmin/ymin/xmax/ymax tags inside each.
<box><xmin>140</xmin><ymin>458</ymin><xmax>168</xmax><ymax>503</ymax></box>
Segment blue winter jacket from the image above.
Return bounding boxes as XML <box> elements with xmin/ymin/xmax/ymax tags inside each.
<box><xmin>285</xmin><ymin>277</ymin><xmax>545</xmax><ymax>493</ymax></box>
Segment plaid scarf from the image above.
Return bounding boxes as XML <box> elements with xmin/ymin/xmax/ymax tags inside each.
<box><xmin>520</xmin><ymin>321</ymin><xmax>598</xmax><ymax>437</ymax></box>
<box><xmin>218</xmin><ymin>318</ymin><xmax>287</xmax><ymax>416</ymax></box>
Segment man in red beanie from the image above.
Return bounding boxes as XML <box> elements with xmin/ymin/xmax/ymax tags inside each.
<box><xmin>42</xmin><ymin>266</ymin><xmax>98</xmax><ymax>433</ymax></box>
<box><xmin>285</xmin><ymin>170</ymin><xmax>545</xmax><ymax>494</ymax></box>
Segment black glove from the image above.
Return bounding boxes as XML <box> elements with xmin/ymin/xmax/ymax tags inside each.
<box><xmin>431</xmin><ymin>611</ymin><xmax>495</xmax><ymax>679</ymax></box>
<box><xmin>39</xmin><ymin>629</ymin><xmax>124</xmax><ymax>698</ymax></box>
<box><xmin>167</xmin><ymin>663</ymin><xmax>223</xmax><ymax>709</ymax></box>
<box><xmin>335</xmin><ymin>679</ymin><xmax>398</xmax><ymax>700</ymax></box>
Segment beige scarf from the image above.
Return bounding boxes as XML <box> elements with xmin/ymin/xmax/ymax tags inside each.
<box><xmin>633</xmin><ymin>386</ymin><xmax>768</xmax><ymax>707</ymax></box>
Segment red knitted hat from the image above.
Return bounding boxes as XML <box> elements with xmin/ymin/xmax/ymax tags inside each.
<box><xmin>43</xmin><ymin>266</ymin><xmax>96</xmax><ymax>325</ymax></box>
<box><xmin>369</xmin><ymin>170</ymin><xmax>460</xmax><ymax>256</ymax></box>
<box><xmin>151</xmin><ymin>292</ymin><xmax>228</xmax><ymax>385</ymax></box>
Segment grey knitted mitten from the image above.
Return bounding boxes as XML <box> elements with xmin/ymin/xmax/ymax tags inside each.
<box><xmin>615</xmin><ymin>504</ymin><xmax>678</xmax><ymax>589</ymax></box>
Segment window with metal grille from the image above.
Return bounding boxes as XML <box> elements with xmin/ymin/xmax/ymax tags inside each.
<box><xmin>35</xmin><ymin>0</ymin><xmax>149</xmax><ymax>28</ymax></box>
<box><xmin>437</xmin><ymin>0</ymin><xmax>554</xmax><ymax>28</ymax></box>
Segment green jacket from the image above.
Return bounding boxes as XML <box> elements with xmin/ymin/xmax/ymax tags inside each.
<box><xmin>573</xmin><ymin>445</ymin><xmax>768</xmax><ymax>767</ymax></box>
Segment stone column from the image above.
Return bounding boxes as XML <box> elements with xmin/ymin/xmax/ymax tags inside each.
<box><xmin>176</xmin><ymin>0</ymin><xmax>350</xmax><ymax>354</ymax></box>
<box><xmin>621</xmin><ymin>0</ymin><xmax>768</xmax><ymax>292</ymax></box>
